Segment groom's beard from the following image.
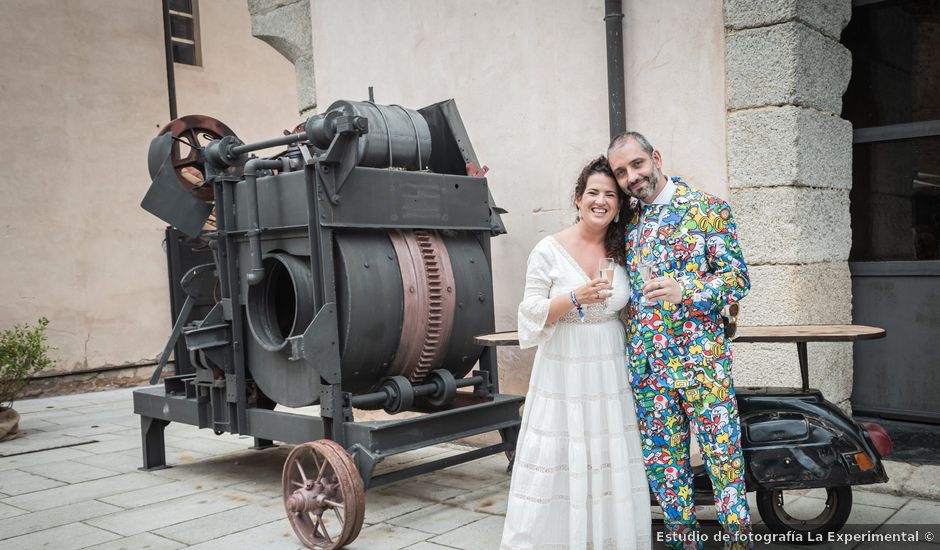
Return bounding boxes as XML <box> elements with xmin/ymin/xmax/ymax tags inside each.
<box><xmin>627</xmin><ymin>169</ymin><xmax>660</xmax><ymax>202</ymax></box>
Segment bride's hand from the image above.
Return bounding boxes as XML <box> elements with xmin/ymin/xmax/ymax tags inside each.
<box><xmin>575</xmin><ymin>278</ymin><xmax>612</xmax><ymax>305</ymax></box>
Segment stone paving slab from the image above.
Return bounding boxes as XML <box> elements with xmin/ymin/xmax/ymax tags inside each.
<box><xmin>0</xmin><ymin>430</ymin><xmax>96</xmax><ymax>456</ymax></box>
<box><xmin>185</xmin><ymin>519</ymin><xmax>302</xmax><ymax>550</ymax></box>
<box><xmin>0</xmin><ymin>467</ymin><xmax>66</xmax><ymax>495</ymax></box>
<box><xmin>153</xmin><ymin>496</ymin><xmax>285</xmax><ymax>545</ymax></box>
<box><xmin>1</xmin><ymin>521</ymin><xmax>122</xmax><ymax>550</ymax></box>
<box><xmin>885</xmin><ymin>498</ymin><xmax>940</xmax><ymax>524</ymax></box>
<box><xmin>0</xmin><ymin>445</ymin><xmax>93</xmax><ymax>471</ymax></box>
<box><xmin>429</xmin><ymin>514</ymin><xmax>506</xmax><ymax>550</ymax></box>
<box><xmin>0</xmin><ymin>499</ymin><xmax>122</xmax><ymax>540</ymax></box>
<box><xmin>347</xmin><ymin>523</ymin><xmax>434</xmax><ymax>550</ymax></box>
<box><xmin>85</xmin><ymin>488</ymin><xmax>255</xmax><ymax>536</ymax></box>
<box><xmin>4</xmin><ymin>471</ymin><xmax>167</xmax><ymax>511</ymax></box>
<box><xmin>439</xmin><ymin>479</ymin><xmax>511</xmax><ymax>516</ymax></box>
<box><xmin>98</xmin><ymin>477</ymin><xmax>231</xmax><ymax>508</ymax></box>
<box><xmin>0</xmin><ymin>501</ymin><xmax>27</xmax><ymax>521</ymax></box>
<box><xmin>19</xmin><ymin>457</ymin><xmax>121</xmax><ymax>483</ymax></box>
<box><xmin>91</xmin><ymin>532</ymin><xmax>186</xmax><ymax>550</ymax></box>
<box><xmin>387</xmin><ymin>502</ymin><xmax>489</xmax><ymax>535</ymax></box>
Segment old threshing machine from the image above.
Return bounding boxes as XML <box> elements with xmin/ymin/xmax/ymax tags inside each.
<box><xmin>134</xmin><ymin>99</ymin><xmax>522</xmax><ymax>548</ymax></box>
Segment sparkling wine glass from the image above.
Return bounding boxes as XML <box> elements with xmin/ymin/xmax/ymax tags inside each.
<box><xmin>598</xmin><ymin>257</ymin><xmax>615</xmax><ymax>306</ymax></box>
<box><xmin>638</xmin><ymin>258</ymin><xmax>658</xmax><ymax>306</ymax></box>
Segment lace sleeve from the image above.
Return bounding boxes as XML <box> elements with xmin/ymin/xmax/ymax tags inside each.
<box><xmin>517</xmin><ymin>243</ymin><xmax>556</xmax><ymax>349</ymax></box>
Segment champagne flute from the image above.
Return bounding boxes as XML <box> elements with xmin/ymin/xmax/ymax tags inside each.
<box><xmin>638</xmin><ymin>258</ymin><xmax>657</xmax><ymax>306</ymax></box>
<box><xmin>598</xmin><ymin>257</ymin><xmax>615</xmax><ymax>306</ymax></box>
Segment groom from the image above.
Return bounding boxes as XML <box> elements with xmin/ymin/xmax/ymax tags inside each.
<box><xmin>607</xmin><ymin>132</ymin><xmax>752</xmax><ymax>550</ymax></box>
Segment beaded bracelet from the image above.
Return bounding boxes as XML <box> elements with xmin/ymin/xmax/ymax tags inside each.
<box><xmin>569</xmin><ymin>290</ymin><xmax>585</xmax><ymax>322</ymax></box>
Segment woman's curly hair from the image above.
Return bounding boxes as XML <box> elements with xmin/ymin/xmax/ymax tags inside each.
<box><xmin>573</xmin><ymin>156</ymin><xmax>633</xmax><ymax>266</ymax></box>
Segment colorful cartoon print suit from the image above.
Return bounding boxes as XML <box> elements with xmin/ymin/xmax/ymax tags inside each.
<box><xmin>626</xmin><ymin>178</ymin><xmax>751</xmax><ymax>550</ymax></box>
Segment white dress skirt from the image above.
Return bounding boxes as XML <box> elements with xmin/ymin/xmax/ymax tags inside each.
<box><xmin>501</xmin><ymin>236</ymin><xmax>651</xmax><ymax>550</ymax></box>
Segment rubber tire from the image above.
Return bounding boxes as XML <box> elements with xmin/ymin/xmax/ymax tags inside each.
<box><xmin>757</xmin><ymin>486</ymin><xmax>853</xmax><ymax>543</ymax></box>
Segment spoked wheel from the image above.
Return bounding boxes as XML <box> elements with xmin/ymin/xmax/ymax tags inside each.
<box><xmin>282</xmin><ymin>440</ymin><xmax>365</xmax><ymax>549</ymax></box>
<box><xmin>158</xmin><ymin>115</ymin><xmax>237</xmax><ymax>202</ymax></box>
<box><xmin>756</xmin><ymin>486</ymin><xmax>853</xmax><ymax>543</ymax></box>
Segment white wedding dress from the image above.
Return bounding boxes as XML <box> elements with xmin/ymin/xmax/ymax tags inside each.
<box><xmin>501</xmin><ymin>236</ymin><xmax>651</xmax><ymax>550</ymax></box>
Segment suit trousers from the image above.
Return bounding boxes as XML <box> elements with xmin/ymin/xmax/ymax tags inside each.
<box><xmin>631</xmin><ymin>369</ymin><xmax>752</xmax><ymax>550</ymax></box>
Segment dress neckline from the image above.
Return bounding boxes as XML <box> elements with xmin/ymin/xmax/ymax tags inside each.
<box><xmin>546</xmin><ymin>235</ymin><xmax>592</xmax><ymax>282</ymax></box>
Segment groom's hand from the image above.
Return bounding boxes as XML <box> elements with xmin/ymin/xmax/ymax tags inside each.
<box><xmin>642</xmin><ymin>276</ymin><xmax>682</xmax><ymax>304</ymax></box>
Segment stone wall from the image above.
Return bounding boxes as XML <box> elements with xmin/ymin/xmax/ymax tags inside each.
<box><xmin>723</xmin><ymin>0</ymin><xmax>856</xmax><ymax>409</ymax></box>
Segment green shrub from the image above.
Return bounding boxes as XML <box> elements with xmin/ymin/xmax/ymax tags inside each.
<box><xmin>0</xmin><ymin>317</ymin><xmax>55</xmax><ymax>408</ymax></box>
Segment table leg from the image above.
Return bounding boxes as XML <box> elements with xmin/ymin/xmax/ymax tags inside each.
<box><xmin>797</xmin><ymin>342</ymin><xmax>809</xmax><ymax>392</ymax></box>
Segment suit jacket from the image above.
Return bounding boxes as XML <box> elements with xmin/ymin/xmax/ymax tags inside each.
<box><xmin>626</xmin><ymin>177</ymin><xmax>749</xmax><ymax>390</ymax></box>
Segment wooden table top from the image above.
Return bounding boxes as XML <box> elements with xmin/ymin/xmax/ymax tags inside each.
<box><xmin>474</xmin><ymin>324</ymin><xmax>886</xmax><ymax>347</ymax></box>
<box><xmin>732</xmin><ymin>325</ymin><xmax>885</xmax><ymax>343</ymax></box>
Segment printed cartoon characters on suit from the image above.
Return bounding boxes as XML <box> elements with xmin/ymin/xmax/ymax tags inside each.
<box><xmin>626</xmin><ymin>178</ymin><xmax>752</xmax><ymax>550</ymax></box>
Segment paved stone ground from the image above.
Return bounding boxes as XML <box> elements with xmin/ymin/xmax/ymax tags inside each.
<box><xmin>1</xmin><ymin>387</ymin><xmax>938</xmax><ymax>549</ymax></box>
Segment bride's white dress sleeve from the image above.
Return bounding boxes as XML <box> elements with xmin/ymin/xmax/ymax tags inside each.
<box><xmin>516</xmin><ymin>244</ymin><xmax>556</xmax><ymax>349</ymax></box>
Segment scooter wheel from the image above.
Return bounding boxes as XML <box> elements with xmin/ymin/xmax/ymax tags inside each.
<box><xmin>757</xmin><ymin>486</ymin><xmax>852</xmax><ymax>542</ymax></box>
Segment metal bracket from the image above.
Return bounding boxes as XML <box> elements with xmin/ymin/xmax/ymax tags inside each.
<box><xmin>225</xmin><ymin>374</ymin><xmax>238</xmax><ymax>403</ymax></box>
<box><xmin>472</xmin><ymin>369</ymin><xmax>494</xmax><ymax>398</ymax></box>
<box><xmin>315</xmin><ymin>115</ymin><xmax>368</xmax><ymax>204</ymax></box>
<box><xmin>287</xmin><ymin>302</ymin><xmax>342</xmax><ymax>384</ymax></box>
<box><xmin>220</xmin><ymin>298</ymin><xmax>233</xmax><ymax>321</ymax></box>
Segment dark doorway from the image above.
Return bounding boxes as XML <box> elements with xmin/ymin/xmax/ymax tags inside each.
<box><xmin>842</xmin><ymin>0</ymin><xmax>940</xmax><ymax>423</ymax></box>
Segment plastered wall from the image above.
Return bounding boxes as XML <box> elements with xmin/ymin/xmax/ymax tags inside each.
<box><xmin>0</xmin><ymin>0</ymin><xmax>297</xmax><ymax>375</ymax></box>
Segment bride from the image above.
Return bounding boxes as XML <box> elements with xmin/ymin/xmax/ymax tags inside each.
<box><xmin>501</xmin><ymin>156</ymin><xmax>651</xmax><ymax>549</ymax></box>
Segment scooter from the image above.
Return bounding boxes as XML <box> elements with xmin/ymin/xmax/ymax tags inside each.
<box><xmin>688</xmin><ymin>325</ymin><xmax>893</xmax><ymax>540</ymax></box>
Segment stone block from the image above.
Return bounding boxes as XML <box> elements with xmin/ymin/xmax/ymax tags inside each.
<box><xmin>247</xmin><ymin>0</ymin><xmax>305</xmax><ymax>18</ymax></box>
<box><xmin>726</xmin><ymin>22</ymin><xmax>851</xmax><ymax>113</ymax></box>
<box><xmin>248</xmin><ymin>0</ymin><xmax>315</xmax><ymax>112</ymax></box>
<box><xmin>727</xmin><ymin>105</ymin><xmax>852</xmax><ymax>189</ymax></box>
<box><xmin>248</xmin><ymin>0</ymin><xmax>310</xmax><ymax>62</ymax></box>
<box><xmin>742</xmin><ymin>262</ymin><xmax>852</xmax><ymax>325</ymax></box>
<box><xmin>724</xmin><ymin>0</ymin><xmax>852</xmax><ymax>40</ymax></box>
<box><xmin>733</xmin><ymin>341</ymin><xmax>853</xmax><ymax>406</ymax></box>
<box><xmin>731</xmin><ymin>187</ymin><xmax>850</xmax><ymax>264</ymax></box>
<box><xmin>295</xmin><ymin>54</ymin><xmax>317</xmax><ymax>113</ymax></box>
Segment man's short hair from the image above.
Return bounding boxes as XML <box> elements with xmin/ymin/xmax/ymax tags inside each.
<box><xmin>608</xmin><ymin>131</ymin><xmax>654</xmax><ymax>157</ymax></box>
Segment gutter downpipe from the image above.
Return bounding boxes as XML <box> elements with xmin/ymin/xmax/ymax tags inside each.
<box><xmin>604</xmin><ymin>0</ymin><xmax>626</xmax><ymax>140</ymax></box>
<box><xmin>162</xmin><ymin>0</ymin><xmax>178</xmax><ymax>120</ymax></box>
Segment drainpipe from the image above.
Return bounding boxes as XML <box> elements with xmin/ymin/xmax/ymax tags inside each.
<box><xmin>162</xmin><ymin>0</ymin><xmax>178</xmax><ymax>120</ymax></box>
<box><xmin>605</xmin><ymin>0</ymin><xmax>626</xmax><ymax>139</ymax></box>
